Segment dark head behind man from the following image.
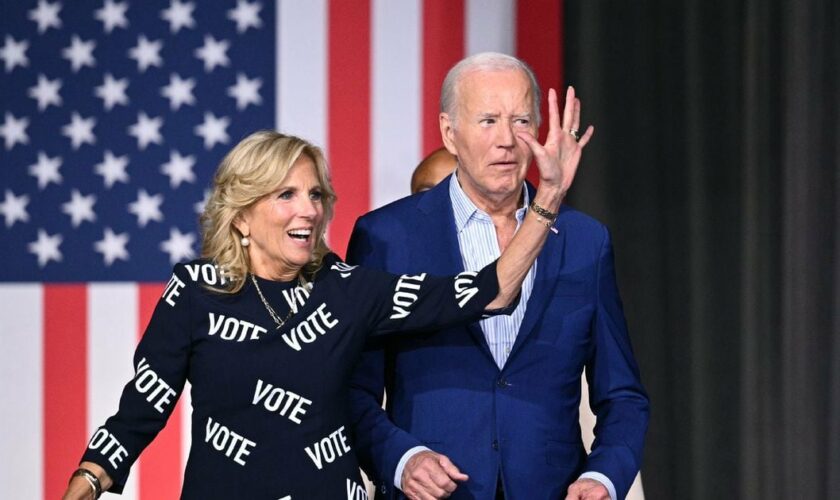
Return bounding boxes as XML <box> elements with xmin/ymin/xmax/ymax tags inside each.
<box><xmin>411</xmin><ymin>147</ymin><xmax>457</xmax><ymax>194</ymax></box>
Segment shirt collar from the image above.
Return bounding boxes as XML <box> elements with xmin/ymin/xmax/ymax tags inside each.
<box><xmin>449</xmin><ymin>170</ymin><xmax>530</xmax><ymax>234</ymax></box>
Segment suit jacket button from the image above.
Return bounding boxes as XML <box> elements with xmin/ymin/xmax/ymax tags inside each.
<box><xmin>497</xmin><ymin>378</ymin><xmax>509</xmax><ymax>388</ymax></box>
<box><xmin>492</xmin><ymin>439</ymin><xmax>499</xmax><ymax>450</ymax></box>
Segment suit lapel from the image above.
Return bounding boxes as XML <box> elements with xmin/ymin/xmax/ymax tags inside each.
<box><xmin>414</xmin><ymin>177</ymin><xmax>463</xmax><ymax>275</ymax></box>
<box><xmin>505</xmin><ymin>207</ymin><xmax>569</xmax><ymax>366</ymax></box>
<box><xmin>416</xmin><ymin>177</ymin><xmax>497</xmax><ymax>365</ymax></box>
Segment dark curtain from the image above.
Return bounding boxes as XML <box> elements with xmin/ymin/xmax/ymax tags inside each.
<box><xmin>563</xmin><ymin>0</ymin><xmax>839</xmax><ymax>498</ymax></box>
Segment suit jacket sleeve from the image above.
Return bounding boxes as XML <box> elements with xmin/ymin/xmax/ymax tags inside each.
<box><xmin>583</xmin><ymin>226</ymin><xmax>650</xmax><ymax>499</ymax></box>
<box><xmin>346</xmin><ymin>215</ymin><xmax>426</xmax><ymax>493</ymax></box>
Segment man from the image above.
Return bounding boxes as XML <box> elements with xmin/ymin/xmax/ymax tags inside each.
<box><xmin>347</xmin><ymin>52</ymin><xmax>648</xmax><ymax>499</ymax></box>
<box><xmin>411</xmin><ymin>147</ymin><xmax>457</xmax><ymax>193</ymax></box>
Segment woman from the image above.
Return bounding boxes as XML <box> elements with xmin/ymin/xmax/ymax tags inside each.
<box><xmin>63</xmin><ymin>99</ymin><xmax>588</xmax><ymax>499</ymax></box>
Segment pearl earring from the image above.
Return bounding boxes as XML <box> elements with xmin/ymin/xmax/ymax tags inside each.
<box><xmin>240</xmin><ymin>236</ymin><xmax>250</xmax><ymax>247</ymax></box>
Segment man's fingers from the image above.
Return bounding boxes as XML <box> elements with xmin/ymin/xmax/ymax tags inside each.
<box><xmin>403</xmin><ymin>451</ymin><xmax>467</xmax><ymax>499</ymax></box>
<box><xmin>572</xmin><ymin>97</ymin><xmax>581</xmax><ymax>133</ymax></box>
<box><xmin>438</xmin><ymin>455</ymin><xmax>469</xmax><ymax>482</ymax></box>
<box><xmin>547</xmin><ymin>87</ymin><xmax>562</xmax><ymax>136</ymax></box>
<box><xmin>515</xmin><ymin>131</ymin><xmax>542</xmax><ymax>154</ymax></box>
<box><xmin>562</xmin><ymin>86</ymin><xmax>576</xmax><ymax>131</ymax></box>
<box><xmin>427</xmin><ymin>466</ymin><xmax>457</xmax><ymax>491</ymax></box>
<box><xmin>576</xmin><ymin>125</ymin><xmax>595</xmax><ymax>148</ymax></box>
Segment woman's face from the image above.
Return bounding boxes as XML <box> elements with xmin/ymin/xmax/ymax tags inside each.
<box><xmin>237</xmin><ymin>155</ymin><xmax>325</xmax><ymax>281</ymax></box>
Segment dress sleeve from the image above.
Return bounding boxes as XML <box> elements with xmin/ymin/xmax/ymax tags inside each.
<box><xmin>79</xmin><ymin>264</ymin><xmax>193</xmax><ymax>493</ymax></box>
<box><xmin>364</xmin><ymin>259</ymin><xmax>516</xmax><ymax>337</ymax></box>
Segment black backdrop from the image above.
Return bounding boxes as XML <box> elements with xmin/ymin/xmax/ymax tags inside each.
<box><xmin>563</xmin><ymin>1</ymin><xmax>838</xmax><ymax>498</ymax></box>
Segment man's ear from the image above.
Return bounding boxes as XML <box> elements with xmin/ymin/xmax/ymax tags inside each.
<box><xmin>439</xmin><ymin>112</ymin><xmax>458</xmax><ymax>157</ymax></box>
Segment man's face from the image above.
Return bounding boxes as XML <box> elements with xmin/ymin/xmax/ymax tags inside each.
<box><xmin>440</xmin><ymin>69</ymin><xmax>537</xmax><ymax>205</ymax></box>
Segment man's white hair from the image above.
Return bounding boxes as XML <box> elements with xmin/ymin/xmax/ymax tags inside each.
<box><xmin>440</xmin><ymin>52</ymin><xmax>542</xmax><ymax>128</ymax></box>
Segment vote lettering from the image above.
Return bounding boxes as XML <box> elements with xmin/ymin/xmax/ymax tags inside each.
<box><xmin>185</xmin><ymin>263</ymin><xmax>228</xmax><ymax>285</ymax></box>
<box><xmin>87</xmin><ymin>428</ymin><xmax>129</xmax><ymax>469</ymax></box>
<box><xmin>134</xmin><ymin>357</ymin><xmax>177</xmax><ymax>413</ymax></box>
<box><xmin>204</xmin><ymin>416</ymin><xmax>257</xmax><ymax>466</ymax></box>
<box><xmin>251</xmin><ymin>378</ymin><xmax>312</xmax><ymax>424</ymax></box>
<box><xmin>208</xmin><ymin>312</ymin><xmax>268</xmax><ymax>341</ymax></box>
<box><xmin>454</xmin><ymin>271</ymin><xmax>479</xmax><ymax>308</ymax></box>
<box><xmin>390</xmin><ymin>273</ymin><xmax>426</xmax><ymax>319</ymax></box>
<box><xmin>304</xmin><ymin>425</ymin><xmax>352</xmax><ymax>470</ymax></box>
<box><xmin>347</xmin><ymin>478</ymin><xmax>369</xmax><ymax>500</ymax></box>
<box><xmin>163</xmin><ymin>273</ymin><xmax>186</xmax><ymax>307</ymax></box>
<box><xmin>281</xmin><ymin>303</ymin><xmax>339</xmax><ymax>351</ymax></box>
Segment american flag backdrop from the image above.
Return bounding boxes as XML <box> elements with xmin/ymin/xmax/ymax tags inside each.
<box><xmin>0</xmin><ymin>0</ymin><xmax>563</xmax><ymax>498</ymax></box>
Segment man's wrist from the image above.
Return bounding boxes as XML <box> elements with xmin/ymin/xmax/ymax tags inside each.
<box><xmin>578</xmin><ymin>471</ymin><xmax>616</xmax><ymax>500</ymax></box>
<box><xmin>394</xmin><ymin>446</ymin><xmax>430</xmax><ymax>490</ymax></box>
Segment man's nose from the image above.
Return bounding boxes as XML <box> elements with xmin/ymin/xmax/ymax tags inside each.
<box><xmin>496</xmin><ymin>120</ymin><xmax>516</xmax><ymax>148</ymax></box>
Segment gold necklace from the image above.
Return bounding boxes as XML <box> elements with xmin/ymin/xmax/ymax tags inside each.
<box><xmin>250</xmin><ymin>274</ymin><xmax>306</xmax><ymax>330</ymax></box>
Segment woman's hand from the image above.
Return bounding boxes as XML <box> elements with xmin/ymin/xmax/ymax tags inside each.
<box><xmin>61</xmin><ymin>462</ymin><xmax>112</xmax><ymax>500</ymax></box>
<box><xmin>517</xmin><ymin>86</ymin><xmax>595</xmax><ymax>204</ymax></box>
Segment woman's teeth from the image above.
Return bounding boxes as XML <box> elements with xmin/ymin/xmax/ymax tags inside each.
<box><xmin>288</xmin><ymin>229</ymin><xmax>312</xmax><ymax>240</ymax></box>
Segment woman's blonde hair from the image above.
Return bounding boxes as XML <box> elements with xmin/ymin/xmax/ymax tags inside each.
<box><xmin>200</xmin><ymin>130</ymin><xmax>336</xmax><ymax>293</ymax></box>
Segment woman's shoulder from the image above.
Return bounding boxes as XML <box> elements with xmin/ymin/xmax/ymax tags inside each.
<box><xmin>171</xmin><ymin>258</ymin><xmax>233</xmax><ymax>288</ymax></box>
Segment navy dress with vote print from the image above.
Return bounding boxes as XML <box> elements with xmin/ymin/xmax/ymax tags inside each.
<box><xmin>80</xmin><ymin>253</ymin><xmax>505</xmax><ymax>499</ymax></box>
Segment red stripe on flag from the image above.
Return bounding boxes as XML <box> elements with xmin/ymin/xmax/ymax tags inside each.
<box><xmin>422</xmin><ymin>0</ymin><xmax>464</xmax><ymax>156</ymax></box>
<box><xmin>327</xmin><ymin>0</ymin><xmax>371</xmax><ymax>258</ymax></box>
<box><xmin>517</xmin><ymin>0</ymin><xmax>564</xmax><ymax>186</ymax></box>
<box><xmin>137</xmin><ymin>283</ymin><xmax>183</xmax><ymax>500</ymax></box>
<box><xmin>43</xmin><ymin>285</ymin><xmax>87</xmax><ymax>499</ymax></box>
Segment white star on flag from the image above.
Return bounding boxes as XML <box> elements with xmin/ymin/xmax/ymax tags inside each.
<box><xmin>95</xmin><ymin>73</ymin><xmax>130</xmax><ymax>110</ymax></box>
<box><xmin>62</xmin><ymin>112</ymin><xmax>96</xmax><ymax>149</ymax></box>
<box><xmin>0</xmin><ymin>35</ymin><xmax>29</xmax><ymax>72</ymax></box>
<box><xmin>161</xmin><ymin>150</ymin><xmax>196</xmax><ymax>188</ymax></box>
<box><xmin>0</xmin><ymin>112</ymin><xmax>30</xmax><ymax>150</ymax></box>
<box><xmin>95</xmin><ymin>150</ymin><xmax>130</xmax><ymax>188</ymax></box>
<box><xmin>228</xmin><ymin>0</ymin><xmax>262</xmax><ymax>33</ymax></box>
<box><xmin>28</xmin><ymin>0</ymin><xmax>62</xmax><ymax>34</ymax></box>
<box><xmin>128</xmin><ymin>189</ymin><xmax>164</xmax><ymax>227</ymax></box>
<box><xmin>128</xmin><ymin>35</ymin><xmax>164</xmax><ymax>72</ymax></box>
<box><xmin>195</xmin><ymin>112</ymin><xmax>229</xmax><ymax>149</ymax></box>
<box><xmin>160</xmin><ymin>227</ymin><xmax>196</xmax><ymax>264</ymax></box>
<box><xmin>194</xmin><ymin>35</ymin><xmax>230</xmax><ymax>72</ymax></box>
<box><xmin>228</xmin><ymin>73</ymin><xmax>262</xmax><ymax>110</ymax></box>
<box><xmin>161</xmin><ymin>0</ymin><xmax>196</xmax><ymax>34</ymax></box>
<box><xmin>62</xmin><ymin>35</ymin><xmax>96</xmax><ymax>72</ymax></box>
<box><xmin>161</xmin><ymin>73</ymin><xmax>196</xmax><ymax>110</ymax></box>
<box><xmin>194</xmin><ymin>189</ymin><xmax>210</xmax><ymax>215</ymax></box>
<box><xmin>61</xmin><ymin>189</ymin><xmax>97</xmax><ymax>227</ymax></box>
<box><xmin>28</xmin><ymin>74</ymin><xmax>63</xmax><ymax>111</ymax></box>
<box><xmin>28</xmin><ymin>152</ymin><xmax>63</xmax><ymax>189</ymax></box>
<box><xmin>0</xmin><ymin>190</ymin><xmax>30</xmax><ymax>228</ymax></box>
<box><xmin>28</xmin><ymin>229</ymin><xmax>63</xmax><ymax>267</ymax></box>
<box><xmin>94</xmin><ymin>0</ymin><xmax>130</xmax><ymax>33</ymax></box>
<box><xmin>94</xmin><ymin>227</ymin><xmax>130</xmax><ymax>266</ymax></box>
<box><xmin>128</xmin><ymin>112</ymin><xmax>163</xmax><ymax>150</ymax></box>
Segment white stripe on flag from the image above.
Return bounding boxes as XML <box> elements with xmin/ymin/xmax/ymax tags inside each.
<box><xmin>466</xmin><ymin>0</ymin><xmax>516</xmax><ymax>55</ymax></box>
<box><xmin>0</xmin><ymin>285</ymin><xmax>44</xmax><ymax>499</ymax></box>
<box><xmin>278</xmin><ymin>0</ymin><xmax>328</xmax><ymax>150</ymax></box>
<box><xmin>88</xmin><ymin>284</ymin><xmax>139</xmax><ymax>499</ymax></box>
<box><xmin>371</xmin><ymin>0</ymin><xmax>422</xmax><ymax>209</ymax></box>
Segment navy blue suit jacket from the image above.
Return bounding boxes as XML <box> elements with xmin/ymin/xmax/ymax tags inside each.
<box><xmin>347</xmin><ymin>177</ymin><xmax>649</xmax><ymax>499</ymax></box>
